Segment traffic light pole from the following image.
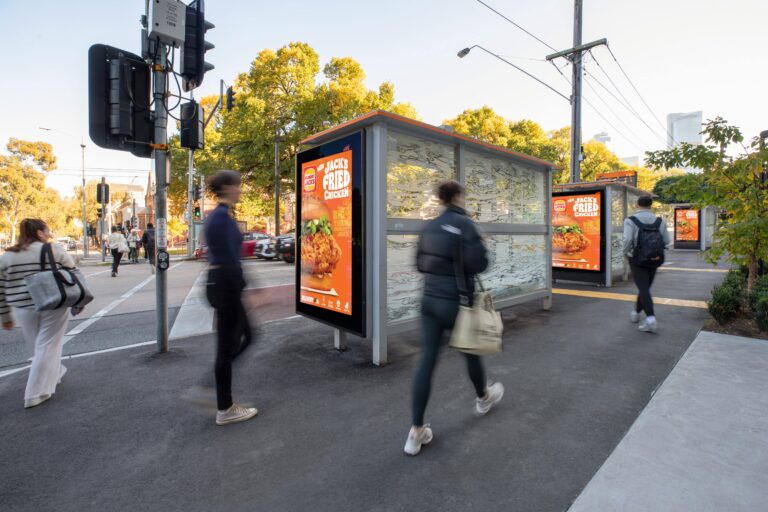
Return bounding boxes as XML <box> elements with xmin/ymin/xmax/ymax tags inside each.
<box><xmin>187</xmin><ymin>146</ymin><xmax>194</xmax><ymax>259</ymax></box>
<box><xmin>275</xmin><ymin>128</ymin><xmax>280</xmax><ymax>237</ymax></box>
<box><xmin>100</xmin><ymin>176</ymin><xmax>106</xmax><ymax>262</ymax></box>
<box><xmin>152</xmin><ymin>42</ymin><xmax>170</xmax><ymax>353</ymax></box>
<box><xmin>81</xmin><ymin>139</ymin><xmax>88</xmax><ymax>257</ymax></box>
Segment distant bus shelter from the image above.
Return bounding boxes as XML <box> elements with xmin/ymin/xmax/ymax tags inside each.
<box><xmin>552</xmin><ymin>181</ymin><xmax>654</xmax><ymax>287</ymax></box>
<box><xmin>670</xmin><ymin>203</ymin><xmax>716</xmax><ymax>251</ymax></box>
<box><xmin>297</xmin><ymin>110</ymin><xmax>555</xmax><ymax>365</ymax></box>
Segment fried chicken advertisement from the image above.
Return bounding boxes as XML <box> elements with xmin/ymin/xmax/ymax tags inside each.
<box><xmin>551</xmin><ymin>192</ymin><xmax>602</xmax><ymax>271</ymax></box>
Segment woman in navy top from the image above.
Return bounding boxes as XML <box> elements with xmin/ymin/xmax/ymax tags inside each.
<box><xmin>204</xmin><ymin>170</ymin><xmax>257</xmax><ymax>426</ymax></box>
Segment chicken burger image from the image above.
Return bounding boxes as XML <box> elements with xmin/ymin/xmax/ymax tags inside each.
<box><xmin>676</xmin><ymin>219</ymin><xmax>692</xmax><ymax>235</ymax></box>
<box><xmin>552</xmin><ymin>214</ymin><xmax>590</xmax><ymax>254</ymax></box>
<box><xmin>300</xmin><ymin>196</ymin><xmax>342</xmax><ymax>292</ymax></box>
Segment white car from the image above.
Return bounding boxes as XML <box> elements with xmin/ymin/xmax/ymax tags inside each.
<box><xmin>254</xmin><ymin>237</ymin><xmax>277</xmax><ymax>260</ymax></box>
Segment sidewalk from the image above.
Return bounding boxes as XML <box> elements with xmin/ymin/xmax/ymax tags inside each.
<box><xmin>569</xmin><ymin>331</ymin><xmax>768</xmax><ymax>511</ymax></box>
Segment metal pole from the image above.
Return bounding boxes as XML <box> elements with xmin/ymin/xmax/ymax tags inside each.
<box><xmin>153</xmin><ymin>42</ymin><xmax>169</xmax><ymax>353</ymax></box>
<box><xmin>570</xmin><ymin>0</ymin><xmax>583</xmax><ymax>184</ymax></box>
<box><xmin>100</xmin><ymin>177</ymin><xmax>106</xmax><ymax>262</ymax></box>
<box><xmin>81</xmin><ymin>138</ymin><xmax>88</xmax><ymax>257</ymax></box>
<box><xmin>274</xmin><ymin>128</ymin><xmax>280</xmax><ymax>237</ymax></box>
<box><xmin>187</xmin><ymin>91</ymin><xmax>195</xmax><ymax>258</ymax></box>
<box><xmin>200</xmin><ymin>174</ymin><xmax>205</xmax><ymax>220</ymax></box>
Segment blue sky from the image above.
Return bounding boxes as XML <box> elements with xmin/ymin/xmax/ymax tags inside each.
<box><xmin>1</xmin><ymin>0</ymin><xmax>766</xmax><ymax>196</ymax></box>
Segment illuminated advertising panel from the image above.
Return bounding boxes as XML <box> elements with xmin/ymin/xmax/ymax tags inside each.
<box><xmin>296</xmin><ymin>131</ymin><xmax>365</xmax><ymax>336</ymax></box>
<box><xmin>674</xmin><ymin>208</ymin><xmax>700</xmax><ymax>242</ymax></box>
<box><xmin>552</xmin><ymin>191</ymin><xmax>603</xmax><ymax>272</ymax></box>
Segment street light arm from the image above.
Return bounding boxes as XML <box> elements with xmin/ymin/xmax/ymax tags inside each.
<box><xmin>459</xmin><ymin>45</ymin><xmax>571</xmax><ymax>103</ymax></box>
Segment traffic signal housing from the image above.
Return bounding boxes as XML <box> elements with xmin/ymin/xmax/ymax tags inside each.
<box><xmin>88</xmin><ymin>44</ymin><xmax>153</xmax><ymax>158</ymax></box>
<box><xmin>193</xmin><ymin>184</ymin><xmax>202</xmax><ymax>201</ymax></box>
<box><xmin>226</xmin><ymin>86</ymin><xmax>235</xmax><ymax>111</ymax></box>
<box><xmin>97</xmin><ymin>208</ymin><xmax>103</xmax><ymax>218</ymax></box>
<box><xmin>181</xmin><ymin>0</ymin><xmax>214</xmax><ymax>92</ymax></box>
<box><xmin>180</xmin><ymin>100</ymin><xmax>204</xmax><ymax>150</ymax></box>
<box><xmin>194</xmin><ymin>206</ymin><xmax>201</xmax><ymax>218</ymax></box>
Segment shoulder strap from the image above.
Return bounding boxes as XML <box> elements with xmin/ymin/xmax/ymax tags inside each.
<box><xmin>628</xmin><ymin>216</ymin><xmax>643</xmax><ymax>228</ymax></box>
<box><xmin>40</xmin><ymin>243</ymin><xmax>58</xmax><ymax>272</ymax></box>
<box><xmin>451</xmin><ymin>229</ymin><xmax>470</xmax><ymax>307</ymax></box>
<box><xmin>651</xmin><ymin>217</ymin><xmax>662</xmax><ymax>229</ymax></box>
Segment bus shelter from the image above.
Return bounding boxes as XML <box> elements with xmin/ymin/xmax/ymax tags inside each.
<box><xmin>670</xmin><ymin>203</ymin><xmax>716</xmax><ymax>251</ymax></box>
<box><xmin>297</xmin><ymin>111</ymin><xmax>555</xmax><ymax>365</ymax></box>
<box><xmin>552</xmin><ymin>181</ymin><xmax>654</xmax><ymax>287</ymax></box>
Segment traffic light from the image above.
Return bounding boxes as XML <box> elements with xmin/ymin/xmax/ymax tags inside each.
<box><xmin>180</xmin><ymin>0</ymin><xmax>214</xmax><ymax>92</ymax></box>
<box><xmin>180</xmin><ymin>100</ymin><xmax>204</xmax><ymax>150</ymax></box>
<box><xmin>193</xmin><ymin>184</ymin><xmax>202</xmax><ymax>201</ymax></box>
<box><xmin>226</xmin><ymin>86</ymin><xmax>236</xmax><ymax>111</ymax></box>
<box><xmin>88</xmin><ymin>44</ymin><xmax>153</xmax><ymax>158</ymax></box>
<box><xmin>97</xmin><ymin>208</ymin><xmax>103</xmax><ymax>218</ymax></box>
<box><xmin>96</xmin><ymin>183</ymin><xmax>110</xmax><ymax>203</ymax></box>
<box><xmin>194</xmin><ymin>206</ymin><xmax>201</xmax><ymax>218</ymax></box>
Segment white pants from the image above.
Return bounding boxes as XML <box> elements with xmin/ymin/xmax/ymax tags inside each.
<box><xmin>14</xmin><ymin>307</ymin><xmax>70</xmax><ymax>402</ymax></box>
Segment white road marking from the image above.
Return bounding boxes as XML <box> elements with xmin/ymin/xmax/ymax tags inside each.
<box><xmin>169</xmin><ymin>266</ymin><xmax>212</xmax><ymax>340</ymax></box>
<box><xmin>63</xmin><ymin>262</ymin><xmax>184</xmax><ymax>345</ymax></box>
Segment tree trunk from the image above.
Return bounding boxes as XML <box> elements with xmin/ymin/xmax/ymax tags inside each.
<box><xmin>747</xmin><ymin>257</ymin><xmax>759</xmax><ymax>296</ymax></box>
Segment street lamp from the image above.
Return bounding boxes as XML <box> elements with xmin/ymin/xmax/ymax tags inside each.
<box><xmin>39</xmin><ymin>127</ymin><xmax>89</xmax><ymax>257</ymax></box>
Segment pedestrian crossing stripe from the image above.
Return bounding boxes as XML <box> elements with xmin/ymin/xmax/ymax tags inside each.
<box><xmin>552</xmin><ymin>288</ymin><xmax>708</xmax><ymax>309</ymax></box>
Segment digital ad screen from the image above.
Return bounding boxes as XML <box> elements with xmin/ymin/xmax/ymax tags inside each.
<box><xmin>552</xmin><ymin>192</ymin><xmax>603</xmax><ymax>272</ymax></box>
<box><xmin>295</xmin><ymin>131</ymin><xmax>365</xmax><ymax>336</ymax></box>
<box><xmin>675</xmin><ymin>208</ymin><xmax>700</xmax><ymax>242</ymax></box>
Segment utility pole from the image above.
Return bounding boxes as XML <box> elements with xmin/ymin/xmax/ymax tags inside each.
<box><xmin>274</xmin><ymin>127</ymin><xmax>280</xmax><ymax>237</ymax></box>
<box><xmin>80</xmin><ymin>138</ymin><xmax>88</xmax><ymax>257</ymax></box>
<box><xmin>187</xmin><ymin>91</ymin><xmax>195</xmax><ymax>259</ymax></box>
<box><xmin>152</xmin><ymin>40</ymin><xmax>170</xmax><ymax>353</ymax></box>
<box><xmin>546</xmin><ymin>1</ymin><xmax>607</xmax><ymax>184</ymax></box>
<box><xmin>200</xmin><ymin>174</ymin><xmax>205</xmax><ymax>221</ymax></box>
<box><xmin>100</xmin><ymin>177</ymin><xmax>106</xmax><ymax>262</ymax></box>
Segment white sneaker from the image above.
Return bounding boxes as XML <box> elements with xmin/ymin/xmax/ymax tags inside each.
<box><xmin>404</xmin><ymin>424</ymin><xmax>433</xmax><ymax>456</ymax></box>
<box><xmin>638</xmin><ymin>319</ymin><xmax>658</xmax><ymax>333</ymax></box>
<box><xmin>475</xmin><ymin>382</ymin><xmax>505</xmax><ymax>415</ymax></box>
<box><xmin>24</xmin><ymin>394</ymin><xmax>51</xmax><ymax>409</ymax></box>
<box><xmin>216</xmin><ymin>404</ymin><xmax>258</xmax><ymax>425</ymax></box>
<box><xmin>630</xmin><ymin>310</ymin><xmax>640</xmax><ymax>323</ymax></box>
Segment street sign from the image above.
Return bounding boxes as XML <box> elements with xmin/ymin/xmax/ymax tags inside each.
<box><xmin>156</xmin><ymin>217</ymin><xmax>168</xmax><ymax>249</ymax></box>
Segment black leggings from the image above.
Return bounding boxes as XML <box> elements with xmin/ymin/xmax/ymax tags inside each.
<box><xmin>206</xmin><ymin>268</ymin><xmax>252</xmax><ymax>410</ymax></box>
<box><xmin>111</xmin><ymin>249</ymin><xmax>122</xmax><ymax>273</ymax></box>
<box><xmin>631</xmin><ymin>264</ymin><xmax>658</xmax><ymax>316</ymax></box>
<box><xmin>411</xmin><ymin>296</ymin><xmax>486</xmax><ymax>426</ymax></box>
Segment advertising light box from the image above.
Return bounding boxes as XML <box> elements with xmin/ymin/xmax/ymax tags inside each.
<box><xmin>674</xmin><ymin>207</ymin><xmax>700</xmax><ymax>249</ymax></box>
<box><xmin>295</xmin><ymin>131</ymin><xmax>365</xmax><ymax>336</ymax></box>
<box><xmin>552</xmin><ymin>191</ymin><xmax>603</xmax><ymax>272</ymax></box>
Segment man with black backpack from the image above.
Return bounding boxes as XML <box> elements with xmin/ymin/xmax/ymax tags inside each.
<box><xmin>623</xmin><ymin>195</ymin><xmax>670</xmax><ymax>333</ymax></box>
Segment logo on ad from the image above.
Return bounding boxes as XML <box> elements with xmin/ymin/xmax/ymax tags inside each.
<box><xmin>304</xmin><ymin>167</ymin><xmax>316</xmax><ymax>192</ymax></box>
<box><xmin>554</xmin><ymin>199</ymin><xmax>566</xmax><ymax>212</ymax></box>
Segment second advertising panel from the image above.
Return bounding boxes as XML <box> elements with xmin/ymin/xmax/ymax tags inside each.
<box><xmin>552</xmin><ymin>191</ymin><xmax>602</xmax><ymax>272</ymax></box>
<box><xmin>675</xmin><ymin>208</ymin><xmax>700</xmax><ymax>242</ymax></box>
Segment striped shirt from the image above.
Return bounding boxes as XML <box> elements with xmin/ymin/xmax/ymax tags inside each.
<box><xmin>0</xmin><ymin>242</ymin><xmax>76</xmax><ymax>322</ymax></box>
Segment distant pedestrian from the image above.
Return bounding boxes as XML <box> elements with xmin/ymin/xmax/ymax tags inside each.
<box><xmin>127</xmin><ymin>230</ymin><xmax>139</xmax><ymax>263</ymax></box>
<box><xmin>141</xmin><ymin>224</ymin><xmax>156</xmax><ymax>274</ymax></box>
<box><xmin>0</xmin><ymin>219</ymin><xmax>86</xmax><ymax>408</ymax></box>
<box><xmin>623</xmin><ymin>195</ymin><xmax>670</xmax><ymax>333</ymax></box>
<box><xmin>405</xmin><ymin>180</ymin><xmax>504</xmax><ymax>456</ymax></box>
<box><xmin>108</xmin><ymin>226</ymin><xmax>127</xmax><ymax>277</ymax></box>
<box><xmin>204</xmin><ymin>170</ymin><xmax>256</xmax><ymax>426</ymax></box>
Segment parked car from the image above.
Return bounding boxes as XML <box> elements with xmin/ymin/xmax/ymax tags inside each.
<box><xmin>241</xmin><ymin>232</ymin><xmax>270</xmax><ymax>258</ymax></box>
<box><xmin>56</xmin><ymin>237</ymin><xmax>77</xmax><ymax>251</ymax></box>
<box><xmin>275</xmin><ymin>231</ymin><xmax>295</xmax><ymax>264</ymax></box>
<box><xmin>254</xmin><ymin>237</ymin><xmax>277</xmax><ymax>260</ymax></box>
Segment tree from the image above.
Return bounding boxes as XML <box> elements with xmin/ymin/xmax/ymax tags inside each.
<box><xmin>442</xmin><ymin>107</ymin><xmax>512</xmax><ymax>147</ymax></box>
<box><xmin>0</xmin><ymin>139</ymin><xmax>58</xmax><ymax>244</ymax></box>
<box><xmin>651</xmin><ymin>174</ymin><xmax>693</xmax><ymax>204</ymax></box>
<box><xmin>646</xmin><ymin>117</ymin><xmax>768</xmax><ymax>293</ymax></box>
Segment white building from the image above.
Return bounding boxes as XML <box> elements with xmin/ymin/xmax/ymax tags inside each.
<box><xmin>594</xmin><ymin>132</ymin><xmax>611</xmax><ymax>146</ymax></box>
<box><xmin>621</xmin><ymin>156</ymin><xmax>639</xmax><ymax>167</ymax></box>
<box><xmin>667</xmin><ymin>112</ymin><xmax>703</xmax><ymax>173</ymax></box>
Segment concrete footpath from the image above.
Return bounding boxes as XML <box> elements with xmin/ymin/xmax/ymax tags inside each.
<box><xmin>0</xmin><ymin>251</ymin><xmax>758</xmax><ymax>511</ymax></box>
<box><xmin>569</xmin><ymin>330</ymin><xmax>768</xmax><ymax>512</ymax></box>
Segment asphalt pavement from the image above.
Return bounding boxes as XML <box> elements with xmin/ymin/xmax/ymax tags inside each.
<box><xmin>0</xmin><ymin>251</ymin><xmax>733</xmax><ymax>512</ymax></box>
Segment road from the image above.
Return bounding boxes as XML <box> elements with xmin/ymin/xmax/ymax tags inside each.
<box><xmin>0</xmin><ymin>258</ymin><xmax>296</xmax><ymax>370</ymax></box>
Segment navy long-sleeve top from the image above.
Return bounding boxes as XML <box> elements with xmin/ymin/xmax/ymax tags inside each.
<box><xmin>204</xmin><ymin>203</ymin><xmax>243</xmax><ymax>268</ymax></box>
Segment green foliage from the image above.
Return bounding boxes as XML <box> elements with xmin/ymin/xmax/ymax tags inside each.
<box><xmin>651</xmin><ymin>174</ymin><xmax>699</xmax><ymax>204</ymax></box>
<box><xmin>722</xmin><ymin>268</ymin><xmax>748</xmax><ymax>293</ymax></box>
<box><xmin>708</xmin><ymin>281</ymin><xmax>743</xmax><ymax>325</ymax></box>
<box><xmin>755</xmin><ymin>296</ymin><xmax>768</xmax><ymax>331</ymax></box>
<box><xmin>646</xmin><ymin>117</ymin><xmax>768</xmax><ymax>294</ymax></box>
<box><xmin>749</xmin><ymin>274</ymin><xmax>768</xmax><ymax>311</ymax></box>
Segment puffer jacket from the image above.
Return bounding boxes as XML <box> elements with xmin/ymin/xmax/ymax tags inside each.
<box><xmin>416</xmin><ymin>205</ymin><xmax>489</xmax><ymax>304</ymax></box>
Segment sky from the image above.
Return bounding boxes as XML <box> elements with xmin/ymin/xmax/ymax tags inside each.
<box><xmin>1</xmin><ymin>0</ymin><xmax>766</xmax><ymax>198</ymax></box>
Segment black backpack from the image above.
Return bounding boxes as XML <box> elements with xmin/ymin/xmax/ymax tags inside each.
<box><xmin>629</xmin><ymin>216</ymin><xmax>665</xmax><ymax>268</ymax></box>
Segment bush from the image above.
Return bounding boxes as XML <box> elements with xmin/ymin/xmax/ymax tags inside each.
<box><xmin>755</xmin><ymin>297</ymin><xmax>768</xmax><ymax>332</ymax></box>
<box><xmin>722</xmin><ymin>269</ymin><xmax>747</xmax><ymax>294</ymax></box>
<box><xmin>749</xmin><ymin>274</ymin><xmax>768</xmax><ymax>311</ymax></box>
<box><xmin>708</xmin><ymin>283</ymin><xmax>742</xmax><ymax>325</ymax></box>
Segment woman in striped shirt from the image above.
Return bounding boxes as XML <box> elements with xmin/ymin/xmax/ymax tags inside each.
<box><xmin>1</xmin><ymin>219</ymin><xmax>83</xmax><ymax>408</ymax></box>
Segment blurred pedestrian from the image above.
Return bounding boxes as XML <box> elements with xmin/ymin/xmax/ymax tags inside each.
<box><xmin>204</xmin><ymin>170</ymin><xmax>256</xmax><ymax>426</ymax></box>
<box><xmin>127</xmin><ymin>230</ymin><xmax>139</xmax><ymax>263</ymax></box>
<box><xmin>108</xmin><ymin>226</ymin><xmax>127</xmax><ymax>277</ymax></box>
<box><xmin>623</xmin><ymin>195</ymin><xmax>670</xmax><ymax>333</ymax></box>
<box><xmin>405</xmin><ymin>180</ymin><xmax>504</xmax><ymax>456</ymax></box>
<box><xmin>0</xmin><ymin>219</ymin><xmax>86</xmax><ymax>408</ymax></box>
<box><xmin>142</xmin><ymin>223</ymin><xmax>156</xmax><ymax>274</ymax></box>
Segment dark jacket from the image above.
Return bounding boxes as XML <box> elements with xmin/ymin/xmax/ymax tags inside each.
<box><xmin>416</xmin><ymin>205</ymin><xmax>489</xmax><ymax>303</ymax></box>
<box><xmin>141</xmin><ymin>228</ymin><xmax>155</xmax><ymax>249</ymax></box>
<box><xmin>204</xmin><ymin>203</ymin><xmax>245</xmax><ymax>290</ymax></box>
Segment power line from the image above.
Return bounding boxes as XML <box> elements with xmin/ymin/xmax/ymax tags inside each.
<box><xmin>603</xmin><ymin>46</ymin><xmax>678</xmax><ymax>145</ymax></box>
<box><xmin>582</xmin><ymin>76</ymin><xmax>647</xmax><ymax>144</ymax></box>
<box><xmin>587</xmin><ymin>50</ymin><xmax>642</xmax><ymax>119</ymax></box>
<box><xmin>474</xmin><ymin>0</ymin><xmax>557</xmax><ymax>52</ymax></box>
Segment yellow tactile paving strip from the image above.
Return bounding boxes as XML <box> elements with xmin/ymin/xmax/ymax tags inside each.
<box><xmin>552</xmin><ymin>288</ymin><xmax>708</xmax><ymax>309</ymax></box>
<box><xmin>658</xmin><ymin>267</ymin><xmax>727</xmax><ymax>273</ymax></box>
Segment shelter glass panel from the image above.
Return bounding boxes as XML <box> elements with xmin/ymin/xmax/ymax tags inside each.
<box><xmin>485</xmin><ymin>234</ymin><xmax>547</xmax><ymax>301</ymax></box>
<box><xmin>386</xmin><ymin>131</ymin><xmax>455</xmax><ymax>220</ymax></box>
<box><xmin>386</xmin><ymin>234</ymin><xmax>422</xmax><ymax>323</ymax></box>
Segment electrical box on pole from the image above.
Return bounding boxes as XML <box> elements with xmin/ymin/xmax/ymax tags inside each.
<box><xmin>148</xmin><ymin>0</ymin><xmax>187</xmax><ymax>47</ymax></box>
<box><xmin>181</xmin><ymin>0</ymin><xmax>215</xmax><ymax>91</ymax></box>
<box><xmin>180</xmin><ymin>100</ymin><xmax>204</xmax><ymax>149</ymax></box>
<box><xmin>88</xmin><ymin>44</ymin><xmax>153</xmax><ymax>158</ymax></box>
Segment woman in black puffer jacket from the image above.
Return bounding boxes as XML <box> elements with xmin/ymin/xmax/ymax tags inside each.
<box><xmin>404</xmin><ymin>181</ymin><xmax>505</xmax><ymax>456</ymax></box>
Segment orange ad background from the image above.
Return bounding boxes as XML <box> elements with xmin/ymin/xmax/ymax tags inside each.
<box><xmin>552</xmin><ymin>192</ymin><xmax>602</xmax><ymax>271</ymax></box>
<box><xmin>299</xmin><ymin>150</ymin><xmax>353</xmax><ymax>316</ymax></box>
<box><xmin>675</xmin><ymin>209</ymin><xmax>700</xmax><ymax>241</ymax></box>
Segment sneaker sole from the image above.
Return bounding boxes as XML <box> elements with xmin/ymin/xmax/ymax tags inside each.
<box><xmin>216</xmin><ymin>409</ymin><xmax>258</xmax><ymax>426</ymax></box>
<box><xmin>476</xmin><ymin>386</ymin><xmax>505</xmax><ymax>415</ymax></box>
